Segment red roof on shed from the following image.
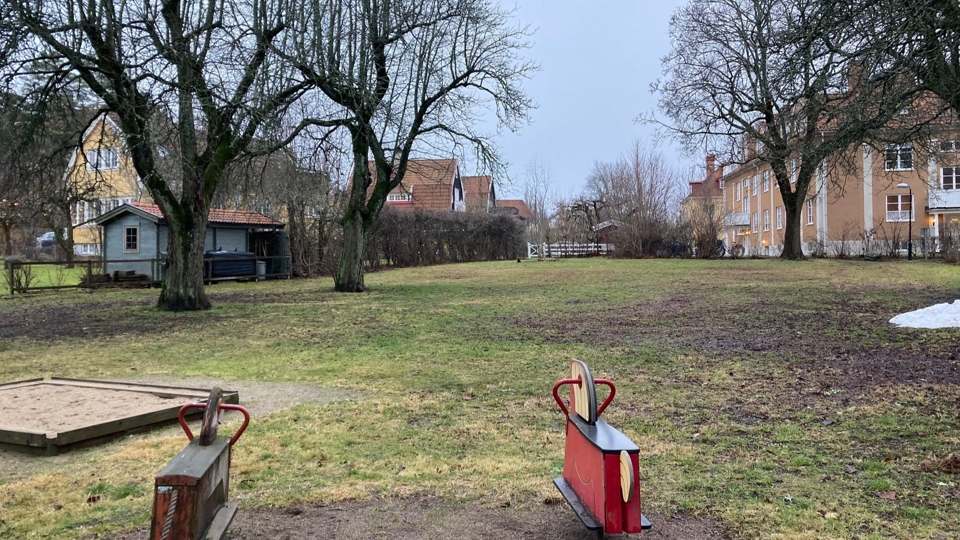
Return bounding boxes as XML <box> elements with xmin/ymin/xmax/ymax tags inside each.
<box><xmin>131</xmin><ymin>203</ymin><xmax>283</xmax><ymax>227</ymax></box>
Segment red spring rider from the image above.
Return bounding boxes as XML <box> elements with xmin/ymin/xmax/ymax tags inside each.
<box><xmin>553</xmin><ymin>359</ymin><xmax>651</xmax><ymax>537</ymax></box>
<box><xmin>150</xmin><ymin>388</ymin><xmax>250</xmax><ymax>540</ymax></box>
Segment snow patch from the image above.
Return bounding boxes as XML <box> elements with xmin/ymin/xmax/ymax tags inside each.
<box><xmin>889</xmin><ymin>300</ymin><xmax>960</xmax><ymax>328</ymax></box>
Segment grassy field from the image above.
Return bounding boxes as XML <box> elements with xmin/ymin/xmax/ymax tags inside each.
<box><xmin>1</xmin><ymin>258</ymin><xmax>959</xmax><ymax>539</ymax></box>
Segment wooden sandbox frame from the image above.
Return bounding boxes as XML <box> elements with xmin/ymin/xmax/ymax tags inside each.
<box><xmin>0</xmin><ymin>378</ymin><xmax>239</xmax><ymax>455</ymax></box>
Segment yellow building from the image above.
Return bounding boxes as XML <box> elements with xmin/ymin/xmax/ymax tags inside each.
<box><xmin>65</xmin><ymin>113</ymin><xmax>147</xmax><ymax>255</ymax></box>
<box><xmin>720</xmin><ymin>140</ymin><xmax>960</xmax><ymax>257</ymax></box>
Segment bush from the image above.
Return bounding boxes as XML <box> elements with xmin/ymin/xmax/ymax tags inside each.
<box><xmin>364</xmin><ymin>208</ymin><xmax>525</xmax><ymax>268</ymax></box>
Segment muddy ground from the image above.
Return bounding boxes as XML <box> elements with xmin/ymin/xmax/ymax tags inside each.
<box><xmin>112</xmin><ymin>496</ymin><xmax>727</xmax><ymax>540</ymax></box>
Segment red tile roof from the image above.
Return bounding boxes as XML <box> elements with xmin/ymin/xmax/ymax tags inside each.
<box><xmin>359</xmin><ymin>159</ymin><xmax>458</xmax><ymax>212</ymax></box>
<box><xmin>496</xmin><ymin>199</ymin><xmax>535</xmax><ymax>221</ymax></box>
<box><xmin>461</xmin><ymin>175</ymin><xmax>493</xmax><ymax>212</ymax></box>
<box><xmin>131</xmin><ymin>203</ymin><xmax>283</xmax><ymax>227</ymax></box>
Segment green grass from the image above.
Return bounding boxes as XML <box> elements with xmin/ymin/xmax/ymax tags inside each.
<box><xmin>1</xmin><ymin>258</ymin><xmax>959</xmax><ymax>539</ymax></box>
<box><xmin>3</xmin><ymin>263</ymin><xmax>86</xmax><ymax>291</ymax></box>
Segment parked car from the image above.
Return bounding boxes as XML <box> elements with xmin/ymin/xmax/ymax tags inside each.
<box><xmin>36</xmin><ymin>232</ymin><xmax>56</xmax><ymax>248</ymax></box>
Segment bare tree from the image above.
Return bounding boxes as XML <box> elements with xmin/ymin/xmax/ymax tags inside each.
<box><xmin>5</xmin><ymin>0</ymin><xmax>313</xmax><ymax>310</ymax></box>
<box><xmin>585</xmin><ymin>141</ymin><xmax>684</xmax><ymax>257</ymax></box>
<box><xmin>876</xmin><ymin>1</ymin><xmax>960</xmax><ymax>116</ymax></box>
<box><xmin>280</xmin><ymin>0</ymin><xmax>535</xmax><ymax>292</ymax></box>
<box><xmin>523</xmin><ymin>158</ymin><xmax>552</xmax><ymax>257</ymax></box>
<box><xmin>652</xmin><ymin>0</ymin><xmax>918</xmax><ymax>260</ymax></box>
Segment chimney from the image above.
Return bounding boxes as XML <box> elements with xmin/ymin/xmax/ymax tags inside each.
<box><xmin>706</xmin><ymin>154</ymin><xmax>716</xmax><ymax>178</ymax></box>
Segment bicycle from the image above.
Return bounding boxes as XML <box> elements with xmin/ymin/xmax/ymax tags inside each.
<box><xmin>713</xmin><ymin>240</ymin><xmax>745</xmax><ymax>259</ymax></box>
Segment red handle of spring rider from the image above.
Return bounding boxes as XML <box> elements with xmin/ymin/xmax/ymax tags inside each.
<box><xmin>552</xmin><ymin>377</ymin><xmax>581</xmax><ymax>416</ymax></box>
<box><xmin>552</xmin><ymin>377</ymin><xmax>617</xmax><ymax>418</ymax></box>
<box><xmin>178</xmin><ymin>402</ymin><xmax>250</xmax><ymax>446</ymax></box>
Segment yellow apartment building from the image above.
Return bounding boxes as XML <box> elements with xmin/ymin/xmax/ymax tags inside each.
<box><xmin>65</xmin><ymin>113</ymin><xmax>147</xmax><ymax>255</ymax></box>
<box><xmin>720</xmin><ymin>140</ymin><xmax>960</xmax><ymax>257</ymax></box>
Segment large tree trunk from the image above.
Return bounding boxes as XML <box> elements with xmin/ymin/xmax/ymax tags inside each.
<box><xmin>781</xmin><ymin>195</ymin><xmax>805</xmax><ymax>260</ymax></box>
<box><xmin>336</xmin><ymin>210</ymin><xmax>367</xmax><ymax>292</ymax></box>
<box><xmin>0</xmin><ymin>220</ymin><xmax>12</xmax><ymax>257</ymax></box>
<box><xmin>158</xmin><ymin>215</ymin><xmax>210</xmax><ymax>311</ymax></box>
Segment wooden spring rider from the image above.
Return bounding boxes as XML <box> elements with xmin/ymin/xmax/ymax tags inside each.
<box><xmin>149</xmin><ymin>388</ymin><xmax>250</xmax><ymax>540</ymax></box>
<box><xmin>553</xmin><ymin>360</ymin><xmax>651</xmax><ymax>537</ymax></box>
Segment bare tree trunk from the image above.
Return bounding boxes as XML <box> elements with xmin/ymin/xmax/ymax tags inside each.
<box><xmin>780</xmin><ymin>184</ymin><xmax>809</xmax><ymax>261</ymax></box>
<box><xmin>158</xmin><ymin>214</ymin><xmax>210</xmax><ymax>311</ymax></box>
<box><xmin>337</xmin><ymin>210</ymin><xmax>367</xmax><ymax>292</ymax></box>
<box><xmin>0</xmin><ymin>220</ymin><xmax>12</xmax><ymax>257</ymax></box>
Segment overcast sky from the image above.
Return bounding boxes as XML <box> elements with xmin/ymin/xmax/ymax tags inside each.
<box><xmin>492</xmin><ymin>1</ymin><xmax>692</xmax><ymax>199</ymax></box>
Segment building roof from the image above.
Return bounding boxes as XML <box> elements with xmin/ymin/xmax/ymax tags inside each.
<box><xmin>96</xmin><ymin>203</ymin><xmax>284</xmax><ymax>228</ymax></box>
<box><xmin>461</xmin><ymin>175</ymin><xmax>494</xmax><ymax>211</ymax></box>
<box><xmin>362</xmin><ymin>158</ymin><xmax>459</xmax><ymax>212</ymax></box>
<box><xmin>496</xmin><ymin>199</ymin><xmax>535</xmax><ymax>221</ymax></box>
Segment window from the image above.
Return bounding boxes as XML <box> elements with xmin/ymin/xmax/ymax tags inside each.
<box><xmin>790</xmin><ymin>159</ymin><xmax>797</xmax><ymax>183</ymax></box>
<box><xmin>886</xmin><ymin>194</ymin><xmax>913</xmax><ymax>222</ymax></box>
<box><xmin>942</xmin><ymin>167</ymin><xmax>960</xmax><ymax>190</ymax></box>
<box><xmin>85</xmin><ymin>148</ymin><xmax>119</xmax><ymax>172</ymax></box>
<box><xmin>387</xmin><ymin>192</ymin><xmax>412</xmax><ymax>202</ymax></box>
<box><xmin>752</xmin><ymin>174</ymin><xmax>758</xmax><ymax>196</ymax></box>
<box><xmin>763</xmin><ymin>209</ymin><xmax>770</xmax><ymax>231</ymax></box>
<box><xmin>752</xmin><ymin>212</ymin><xmax>758</xmax><ymax>233</ymax></box>
<box><xmin>735</xmin><ymin>181</ymin><xmax>742</xmax><ymax>202</ymax></box>
<box><xmin>806</xmin><ymin>199</ymin><xmax>814</xmax><ymax>225</ymax></box>
<box><xmin>756</xmin><ymin>139</ymin><xmax>764</xmax><ymax>155</ymax></box>
<box><xmin>124</xmin><ymin>226</ymin><xmax>139</xmax><ymax>253</ymax></box>
<box><xmin>941</xmin><ymin>140</ymin><xmax>960</xmax><ymax>152</ymax></box>
<box><xmin>763</xmin><ymin>171</ymin><xmax>770</xmax><ymax>192</ymax></box>
<box><xmin>742</xmin><ymin>192</ymin><xmax>749</xmax><ymax>214</ymax></box>
<box><xmin>776</xmin><ymin>206</ymin><xmax>784</xmax><ymax>229</ymax></box>
<box><xmin>885</xmin><ymin>144</ymin><xmax>913</xmax><ymax>171</ymax></box>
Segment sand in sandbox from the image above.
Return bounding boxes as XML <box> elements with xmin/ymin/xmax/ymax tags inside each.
<box><xmin>0</xmin><ymin>383</ymin><xmax>197</xmax><ymax>435</ymax></box>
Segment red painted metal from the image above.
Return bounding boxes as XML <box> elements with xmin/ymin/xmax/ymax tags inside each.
<box><xmin>553</xmin><ymin>360</ymin><xmax>648</xmax><ymax>535</ymax></box>
<box><xmin>594</xmin><ymin>378</ymin><xmax>616</xmax><ymax>417</ymax></box>
<box><xmin>179</xmin><ymin>402</ymin><xmax>250</xmax><ymax>447</ymax></box>
<box><xmin>552</xmin><ymin>377</ymin><xmax>582</xmax><ymax>417</ymax></box>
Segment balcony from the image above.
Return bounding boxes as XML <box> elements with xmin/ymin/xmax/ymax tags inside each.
<box><xmin>928</xmin><ymin>189</ymin><xmax>960</xmax><ymax>210</ymax></box>
<box><xmin>724</xmin><ymin>213</ymin><xmax>751</xmax><ymax>228</ymax></box>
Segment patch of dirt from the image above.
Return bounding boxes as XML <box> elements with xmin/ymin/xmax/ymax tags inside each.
<box><xmin>0</xmin><ymin>296</ymin><xmax>225</xmax><ymax>343</ymax></box>
<box><xmin>110</xmin><ymin>497</ymin><xmax>729</xmax><ymax>540</ymax></box>
<box><xmin>507</xmin><ymin>286</ymin><xmax>960</xmax><ymax>408</ymax></box>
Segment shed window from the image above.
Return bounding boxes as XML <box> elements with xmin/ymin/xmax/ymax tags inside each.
<box><xmin>124</xmin><ymin>226</ymin><xmax>139</xmax><ymax>253</ymax></box>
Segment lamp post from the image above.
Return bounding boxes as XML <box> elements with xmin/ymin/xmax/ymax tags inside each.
<box><xmin>896</xmin><ymin>182</ymin><xmax>913</xmax><ymax>260</ymax></box>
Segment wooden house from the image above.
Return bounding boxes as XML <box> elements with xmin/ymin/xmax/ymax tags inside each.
<box><xmin>94</xmin><ymin>203</ymin><xmax>288</xmax><ymax>280</ymax></box>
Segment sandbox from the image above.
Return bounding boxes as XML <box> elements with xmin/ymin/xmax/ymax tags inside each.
<box><xmin>0</xmin><ymin>378</ymin><xmax>238</xmax><ymax>455</ymax></box>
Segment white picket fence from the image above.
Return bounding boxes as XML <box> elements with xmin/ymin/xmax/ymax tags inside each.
<box><xmin>527</xmin><ymin>242</ymin><xmax>615</xmax><ymax>258</ymax></box>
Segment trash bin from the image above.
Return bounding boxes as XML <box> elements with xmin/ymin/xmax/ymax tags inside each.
<box><xmin>256</xmin><ymin>260</ymin><xmax>267</xmax><ymax>281</ymax></box>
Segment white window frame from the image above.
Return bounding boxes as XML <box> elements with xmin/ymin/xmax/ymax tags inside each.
<box><xmin>790</xmin><ymin>159</ymin><xmax>797</xmax><ymax>184</ymax></box>
<box><xmin>763</xmin><ymin>171</ymin><xmax>770</xmax><ymax>192</ymax></box>
<box><xmin>752</xmin><ymin>212</ymin><xmax>758</xmax><ymax>233</ymax></box>
<box><xmin>806</xmin><ymin>199</ymin><xmax>814</xmax><ymax>225</ymax></box>
<box><xmin>752</xmin><ymin>174</ymin><xmax>758</xmax><ymax>196</ymax></box>
<box><xmin>940</xmin><ymin>140</ymin><xmax>960</xmax><ymax>152</ymax></box>
<box><xmin>885</xmin><ymin>144</ymin><xmax>913</xmax><ymax>171</ymax></box>
<box><xmin>85</xmin><ymin>148</ymin><xmax>120</xmax><ymax>172</ymax></box>
<box><xmin>942</xmin><ymin>167</ymin><xmax>960</xmax><ymax>190</ymax></box>
<box><xmin>387</xmin><ymin>193</ymin><xmax>412</xmax><ymax>202</ymax></box>
<box><xmin>886</xmin><ymin>194</ymin><xmax>913</xmax><ymax>222</ymax></box>
<box><xmin>735</xmin><ymin>181</ymin><xmax>742</xmax><ymax>202</ymax></box>
<box><xmin>763</xmin><ymin>209</ymin><xmax>770</xmax><ymax>232</ymax></box>
<box><xmin>776</xmin><ymin>206</ymin><xmax>784</xmax><ymax>230</ymax></box>
<box><xmin>123</xmin><ymin>225</ymin><xmax>140</xmax><ymax>253</ymax></box>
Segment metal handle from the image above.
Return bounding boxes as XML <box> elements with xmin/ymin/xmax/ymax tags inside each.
<box><xmin>178</xmin><ymin>402</ymin><xmax>250</xmax><ymax>446</ymax></box>
<box><xmin>552</xmin><ymin>377</ymin><xmax>582</xmax><ymax>416</ymax></box>
<box><xmin>594</xmin><ymin>378</ymin><xmax>616</xmax><ymax>417</ymax></box>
